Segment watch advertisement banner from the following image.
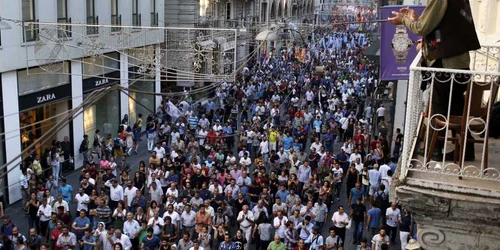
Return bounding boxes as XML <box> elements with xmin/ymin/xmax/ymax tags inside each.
<box><xmin>380</xmin><ymin>5</ymin><xmax>424</xmax><ymax>81</ymax></box>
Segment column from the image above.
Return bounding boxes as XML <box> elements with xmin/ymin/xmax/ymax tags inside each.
<box><xmin>2</xmin><ymin>71</ymin><xmax>22</xmax><ymax>204</ymax></box>
<box><xmin>155</xmin><ymin>45</ymin><xmax>162</xmax><ymax>109</ymax></box>
<box><xmin>120</xmin><ymin>52</ymin><xmax>129</xmax><ymax>118</ymax></box>
<box><xmin>71</xmin><ymin>60</ymin><xmax>85</xmax><ymax>169</ymax></box>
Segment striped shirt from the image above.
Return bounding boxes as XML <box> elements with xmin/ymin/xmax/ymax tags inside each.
<box><xmin>96</xmin><ymin>205</ymin><xmax>111</xmax><ymax>224</ymax></box>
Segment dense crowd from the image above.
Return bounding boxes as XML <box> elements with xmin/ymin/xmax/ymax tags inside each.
<box><xmin>0</xmin><ymin>4</ymin><xmax>415</xmax><ymax>250</ymax></box>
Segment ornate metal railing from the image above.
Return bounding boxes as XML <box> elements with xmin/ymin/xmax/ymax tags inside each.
<box><xmin>400</xmin><ymin>46</ymin><xmax>500</xmax><ymax>182</ymax></box>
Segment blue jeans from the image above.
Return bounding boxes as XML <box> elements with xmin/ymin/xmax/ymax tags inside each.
<box><xmin>352</xmin><ymin>221</ymin><xmax>364</xmax><ymax>243</ymax></box>
<box><xmin>52</xmin><ymin>163</ymin><xmax>61</xmax><ymax>181</ymax></box>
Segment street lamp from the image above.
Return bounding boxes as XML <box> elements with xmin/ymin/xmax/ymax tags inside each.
<box><xmin>0</xmin><ymin>20</ymin><xmax>12</xmax><ymax>30</ymax></box>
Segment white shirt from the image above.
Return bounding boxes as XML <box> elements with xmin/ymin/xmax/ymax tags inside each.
<box><xmin>165</xmin><ymin>188</ymin><xmax>179</xmax><ymax>198</ymax></box>
<box><xmin>197</xmin><ymin>130</ymin><xmax>208</xmax><ymax>145</ymax></box>
<box><xmin>163</xmin><ymin>211</ymin><xmax>181</xmax><ymax>226</ymax></box>
<box><xmin>208</xmin><ymin>184</ymin><xmax>223</xmax><ymax>194</ymax></box>
<box><xmin>349</xmin><ymin>153</ymin><xmax>361</xmax><ymax>163</ymax></box>
<box><xmin>239</xmin><ymin>157</ymin><xmax>251</xmax><ymax>167</ymax></box>
<box><xmin>112</xmin><ymin>234</ymin><xmax>132</xmax><ymax>250</ymax></box>
<box><xmin>379</xmin><ymin>164</ymin><xmax>391</xmax><ymax>179</ymax></box>
<box><xmin>259</xmin><ymin>141</ymin><xmax>269</xmax><ymax>154</ymax></box>
<box><xmin>37</xmin><ymin>204</ymin><xmax>52</xmax><ymax>221</ymax></box>
<box><xmin>147</xmin><ymin>217</ymin><xmax>165</xmax><ymax>235</ymax></box>
<box><xmin>153</xmin><ymin>147</ymin><xmax>166</xmax><ymax>159</ymax></box>
<box><xmin>20</xmin><ymin>175</ymin><xmax>29</xmax><ymax>189</ymax></box>
<box><xmin>237</xmin><ymin>210</ymin><xmax>254</xmax><ymax>228</ymax></box>
<box><xmin>124</xmin><ymin>186</ymin><xmax>138</xmax><ymax>207</ymax></box>
<box><xmin>310</xmin><ymin>142</ymin><xmax>322</xmax><ymax>152</ymax></box>
<box><xmin>331</xmin><ymin>211</ymin><xmax>349</xmax><ymax>228</ymax></box>
<box><xmin>385</xmin><ymin>207</ymin><xmax>401</xmax><ymax>227</ymax></box>
<box><xmin>306</xmin><ymin>91</ymin><xmax>314</xmax><ymax>101</ymax></box>
<box><xmin>122</xmin><ymin>219</ymin><xmax>141</xmax><ymax>239</ymax></box>
<box><xmin>273</xmin><ymin>216</ymin><xmax>288</xmax><ymax>237</ymax></box>
<box><xmin>105</xmin><ymin>182</ymin><xmax>124</xmax><ymax>202</ymax></box>
<box><xmin>52</xmin><ymin>200</ymin><xmax>69</xmax><ymax>213</ymax></box>
<box><xmin>74</xmin><ymin>193</ymin><xmax>90</xmax><ymax>212</ymax></box>
<box><xmin>376</xmin><ymin>107</ymin><xmax>385</xmax><ymax>117</ymax></box>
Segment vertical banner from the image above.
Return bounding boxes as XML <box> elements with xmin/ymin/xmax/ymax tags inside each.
<box><xmin>380</xmin><ymin>5</ymin><xmax>425</xmax><ymax>81</ymax></box>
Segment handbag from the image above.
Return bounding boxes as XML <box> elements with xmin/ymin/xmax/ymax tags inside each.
<box><xmin>346</xmin><ymin>219</ymin><xmax>352</xmax><ymax>230</ymax></box>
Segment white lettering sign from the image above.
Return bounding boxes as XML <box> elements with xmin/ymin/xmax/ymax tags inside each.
<box><xmin>95</xmin><ymin>78</ymin><xmax>109</xmax><ymax>86</ymax></box>
<box><xmin>37</xmin><ymin>93</ymin><xmax>56</xmax><ymax>104</ymax></box>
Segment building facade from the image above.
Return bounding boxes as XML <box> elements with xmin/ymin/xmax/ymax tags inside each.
<box><xmin>0</xmin><ymin>0</ymin><xmax>164</xmax><ymax>204</ymax></box>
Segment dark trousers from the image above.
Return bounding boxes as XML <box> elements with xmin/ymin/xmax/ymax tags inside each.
<box><xmin>385</xmin><ymin>225</ymin><xmax>398</xmax><ymax>243</ymax></box>
<box><xmin>333</xmin><ymin>226</ymin><xmax>346</xmax><ymax>247</ymax></box>
<box><xmin>40</xmin><ymin>220</ymin><xmax>49</xmax><ymax>238</ymax></box>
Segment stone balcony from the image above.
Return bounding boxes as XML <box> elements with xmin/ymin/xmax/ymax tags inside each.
<box><xmin>394</xmin><ymin>46</ymin><xmax>500</xmax><ymax>250</ymax></box>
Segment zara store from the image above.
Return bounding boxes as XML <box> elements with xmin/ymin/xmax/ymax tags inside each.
<box><xmin>82</xmin><ymin>53</ymin><xmax>122</xmax><ymax>142</ymax></box>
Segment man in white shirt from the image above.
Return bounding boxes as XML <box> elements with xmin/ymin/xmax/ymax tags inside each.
<box><xmin>124</xmin><ymin>181</ymin><xmax>138</xmax><ymax>211</ymax></box>
<box><xmin>111</xmin><ymin>229</ymin><xmax>133</xmax><ymax>250</ymax></box>
<box><xmin>163</xmin><ymin>204</ymin><xmax>181</xmax><ymax>230</ymax></box>
<box><xmin>122</xmin><ymin>213</ymin><xmax>141</xmax><ymax>248</ymax></box>
<box><xmin>153</xmin><ymin>143</ymin><xmax>166</xmax><ymax>160</ymax></box>
<box><xmin>273</xmin><ymin>210</ymin><xmax>288</xmax><ymax>238</ymax></box>
<box><xmin>52</xmin><ymin>195</ymin><xmax>69</xmax><ymax>214</ymax></box>
<box><xmin>310</xmin><ymin>138</ymin><xmax>323</xmax><ymax>152</ymax></box>
<box><xmin>236</xmin><ymin>205</ymin><xmax>254</xmax><ymax>249</ymax></box>
<box><xmin>376</xmin><ymin>105</ymin><xmax>386</xmax><ymax>124</ymax></box>
<box><xmin>74</xmin><ymin>188</ymin><xmax>90</xmax><ymax>215</ymax></box>
<box><xmin>197</xmin><ymin>114</ymin><xmax>210</xmax><ymax>129</ymax></box>
<box><xmin>349</xmin><ymin>149</ymin><xmax>362</xmax><ymax>163</ymax></box>
<box><xmin>371</xmin><ymin>228</ymin><xmax>390</xmax><ymax>250</ymax></box>
<box><xmin>37</xmin><ymin>198</ymin><xmax>52</xmax><ymax>236</ymax></box>
<box><xmin>166</xmin><ymin>183</ymin><xmax>179</xmax><ymax>198</ymax></box>
<box><xmin>259</xmin><ymin>137</ymin><xmax>270</xmax><ymax>167</ymax></box>
<box><xmin>147</xmin><ymin>211</ymin><xmax>165</xmax><ymax>237</ymax></box>
<box><xmin>197</xmin><ymin>128</ymin><xmax>208</xmax><ymax>146</ymax></box>
<box><xmin>379</xmin><ymin>163</ymin><xmax>391</xmax><ymax>179</ymax></box>
<box><xmin>385</xmin><ymin>202</ymin><xmax>401</xmax><ymax>244</ymax></box>
<box><xmin>104</xmin><ymin>179</ymin><xmax>124</xmax><ymax>211</ymax></box>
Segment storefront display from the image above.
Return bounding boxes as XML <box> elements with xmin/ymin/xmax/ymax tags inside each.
<box><xmin>17</xmin><ymin>65</ymin><xmax>72</xmax><ymax>157</ymax></box>
<box><xmin>128</xmin><ymin>67</ymin><xmax>155</xmax><ymax>130</ymax></box>
<box><xmin>82</xmin><ymin>53</ymin><xmax>122</xmax><ymax>141</ymax></box>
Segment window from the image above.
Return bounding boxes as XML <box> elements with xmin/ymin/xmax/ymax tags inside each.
<box><xmin>226</xmin><ymin>2</ymin><xmax>231</xmax><ymax>20</ymax></box>
<box><xmin>111</xmin><ymin>0</ymin><xmax>121</xmax><ymax>31</ymax></box>
<box><xmin>261</xmin><ymin>3</ymin><xmax>267</xmax><ymax>23</ymax></box>
<box><xmin>132</xmin><ymin>0</ymin><xmax>141</xmax><ymax>26</ymax></box>
<box><xmin>57</xmin><ymin>0</ymin><xmax>71</xmax><ymax>37</ymax></box>
<box><xmin>22</xmin><ymin>0</ymin><xmax>37</xmax><ymax>42</ymax></box>
<box><xmin>151</xmin><ymin>0</ymin><xmax>158</xmax><ymax>26</ymax></box>
<box><xmin>86</xmin><ymin>0</ymin><xmax>98</xmax><ymax>34</ymax></box>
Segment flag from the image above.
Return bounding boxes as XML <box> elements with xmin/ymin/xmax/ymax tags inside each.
<box><xmin>166</xmin><ymin>101</ymin><xmax>182</xmax><ymax>121</ymax></box>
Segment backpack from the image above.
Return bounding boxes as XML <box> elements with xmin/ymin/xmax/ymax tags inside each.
<box><xmin>113</xmin><ymin>138</ymin><xmax>122</xmax><ymax>149</ymax></box>
<box><xmin>374</xmin><ymin>191</ymin><xmax>389</xmax><ymax>209</ymax></box>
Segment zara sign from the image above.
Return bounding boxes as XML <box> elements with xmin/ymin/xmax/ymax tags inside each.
<box><xmin>83</xmin><ymin>71</ymin><xmax>120</xmax><ymax>92</ymax></box>
<box><xmin>19</xmin><ymin>84</ymin><xmax>72</xmax><ymax>111</ymax></box>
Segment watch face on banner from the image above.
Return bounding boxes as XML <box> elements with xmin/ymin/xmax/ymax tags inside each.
<box><xmin>380</xmin><ymin>5</ymin><xmax>425</xmax><ymax>81</ymax></box>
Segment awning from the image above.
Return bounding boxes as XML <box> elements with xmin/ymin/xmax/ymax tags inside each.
<box><xmin>197</xmin><ymin>40</ymin><xmax>215</xmax><ymax>48</ymax></box>
<box><xmin>255</xmin><ymin>29</ymin><xmax>279</xmax><ymax>41</ymax></box>
<box><xmin>363</xmin><ymin>35</ymin><xmax>380</xmax><ymax>61</ymax></box>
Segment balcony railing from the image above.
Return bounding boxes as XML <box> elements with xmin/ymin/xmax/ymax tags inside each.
<box><xmin>151</xmin><ymin>12</ymin><xmax>158</xmax><ymax>27</ymax></box>
<box><xmin>57</xmin><ymin>17</ymin><xmax>72</xmax><ymax>38</ymax></box>
<box><xmin>400</xmin><ymin>46</ymin><xmax>500</xmax><ymax>186</ymax></box>
<box><xmin>23</xmin><ymin>19</ymin><xmax>39</xmax><ymax>42</ymax></box>
<box><xmin>111</xmin><ymin>14</ymin><xmax>122</xmax><ymax>32</ymax></box>
<box><xmin>132</xmin><ymin>13</ymin><xmax>141</xmax><ymax>27</ymax></box>
<box><xmin>86</xmin><ymin>16</ymin><xmax>99</xmax><ymax>35</ymax></box>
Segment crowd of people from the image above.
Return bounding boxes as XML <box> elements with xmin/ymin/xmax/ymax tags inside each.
<box><xmin>0</xmin><ymin>4</ymin><xmax>419</xmax><ymax>250</ymax></box>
